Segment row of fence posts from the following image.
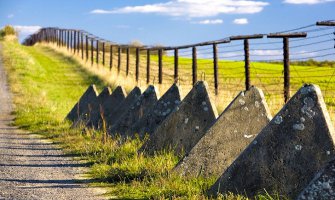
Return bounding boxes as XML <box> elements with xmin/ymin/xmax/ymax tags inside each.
<box><xmin>24</xmin><ymin>21</ymin><xmax>335</xmax><ymax>102</ymax></box>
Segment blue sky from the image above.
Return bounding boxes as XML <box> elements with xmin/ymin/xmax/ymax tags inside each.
<box><xmin>0</xmin><ymin>0</ymin><xmax>334</xmax><ymax>46</ymax></box>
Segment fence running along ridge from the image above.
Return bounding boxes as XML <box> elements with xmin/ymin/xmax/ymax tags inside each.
<box><xmin>23</xmin><ymin>20</ymin><xmax>335</xmax><ymax>107</ymax></box>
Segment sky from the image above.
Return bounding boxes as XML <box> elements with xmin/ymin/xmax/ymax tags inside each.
<box><xmin>0</xmin><ymin>0</ymin><xmax>334</xmax><ymax>47</ymax></box>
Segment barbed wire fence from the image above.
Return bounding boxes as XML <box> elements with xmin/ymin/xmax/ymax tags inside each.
<box><xmin>22</xmin><ymin>20</ymin><xmax>335</xmax><ymax>114</ymax></box>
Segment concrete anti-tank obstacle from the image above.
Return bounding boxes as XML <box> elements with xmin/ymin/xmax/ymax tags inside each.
<box><xmin>65</xmin><ymin>84</ymin><xmax>98</xmax><ymax>122</ymax></box>
<box><xmin>174</xmin><ymin>86</ymin><xmax>272</xmax><ymax>178</ymax></box>
<box><xmin>208</xmin><ymin>84</ymin><xmax>335</xmax><ymax>199</ymax></box>
<box><xmin>125</xmin><ymin>83</ymin><xmax>181</xmax><ymax>138</ymax></box>
<box><xmin>87</xmin><ymin>86</ymin><xmax>127</xmax><ymax>129</ymax></box>
<box><xmin>141</xmin><ymin>81</ymin><xmax>218</xmax><ymax>155</ymax></box>
<box><xmin>109</xmin><ymin>85</ymin><xmax>159</xmax><ymax>137</ymax></box>
<box><xmin>104</xmin><ymin>86</ymin><xmax>141</xmax><ymax>130</ymax></box>
<box><xmin>72</xmin><ymin>86</ymin><xmax>112</xmax><ymax>128</ymax></box>
<box><xmin>296</xmin><ymin>157</ymin><xmax>335</xmax><ymax>200</ymax></box>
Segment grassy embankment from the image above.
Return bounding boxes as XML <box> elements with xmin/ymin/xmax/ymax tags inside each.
<box><xmin>0</xmin><ymin>38</ymin><xmax>284</xmax><ymax>199</ymax></box>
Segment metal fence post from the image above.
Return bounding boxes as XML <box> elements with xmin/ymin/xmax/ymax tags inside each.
<box><xmin>147</xmin><ymin>49</ymin><xmax>150</xmax><ymax>84</ymax></box>
<box><xmin>213</xmin><ymin>43</ymin><xmax>219</xmax><ymax>95</ymax></box>
<box><xmin>158</xmin><ymin>49</ymin><xmax>163</xmax><ymax>84</ymax></box>
<box><xmin>192</xmin><ymin>46</ymin><xmax>197</xmax><ymax>85</ymax></box>
<box><xmin>174</xmin><ymin>48</ymin><xmax>179</xmax><ymax>83</ymax></box>
<box><xmin>136</xmin><ymin>48</ymin><xmax>140</xmax><ymax>82</ymax></box>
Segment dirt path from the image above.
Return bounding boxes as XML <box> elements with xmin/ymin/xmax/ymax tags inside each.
<box><xmin>0</xmin><ymin>45</ymin><xmax>105</xmax><ymax>200</ymax></box>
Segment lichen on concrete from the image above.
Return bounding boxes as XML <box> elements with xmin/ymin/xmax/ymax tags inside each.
<box><xmin>208</xmin><ymin>84</ymin><xmax>335</xmax><ymax>199</ymax></box>
<box><xmin>174</xmin><ymin>86</ymin><xmax>271</xmax><ymax>178</ymax></box>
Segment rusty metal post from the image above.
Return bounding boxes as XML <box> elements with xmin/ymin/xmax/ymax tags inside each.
<box><xmin>96</xmin><ymin>40</ymin><xmax>99</xmax><ymax>65</ymax></box>
<box><xmin>158</xmin><ymin>49</ymin><xmax>163</xmax><ymax>84</ymax></box>
<box><xmin>267</xmin><ymin>32</ymin><xmax>307</xmax><ymax>103</ymax></box>
<box><xmin>77</xmin><ymin>31</ymin><xmax>80</xmax><ymax>54</ymax></box>
<box><xmin>192</xmin><ymin>46</ymin><xmax>197</xmax><ymax>85</ymax></box>
<box><xmin>73</xmin><ymin>31</ymin><xmax>76</xmax><ymax>54</ymax></box>
<box><xmin>53</xmin><ymin>29</ymin><xmax>55</xmax><ymax>43</ymax></box>
<box><xmin>102</xmin><ymin>42</ymin><xmax>105</xmax><ymax>66</ymax></box>
<box><xmin>63</xmin><ymin>30</ymin><xmax>66</xmax><ymax>47</ymax></box>
<box><xmin>60</xmin><ymin>30</ymin><xmax>63</xmax><ymax>46</ymax></box>
<box><xmin>126</xmin><ymin>47</ymin><xmax>130</xmax><ymax>76</ymax></box>
<box><xmin>91</xmin><ymin>39</ymin><xmax>94</xmax><ymax>66</ymax></box>
<box><xmin>230</xmin><ymin>34</ymin><xmax>265</xmax><ymax>92</ymax></box>
<box><xmin>118</xmin><ymin>47</ymin><xmax>121</xmax><ymax>74</ymax></box>
<box><xmin>50</xmin><ymin>28</ymin><xmax>53</xmax><ymax>43</ymax></box>
<box><xmin>55</xmin><ymin>29</ymin><xmax>57</xmax><ymax>44</ymax></box>
<box><xmin>48</xmin><ymin>29</ymin><xmax>51</xmax><ymax>43</ymax></box>
<box><xmin>67</xmin><ymin>30</ymin><xmax>69</xmax><ymax>50</ymax></box>
<box><xmin>81</xmin><ymin>32</ymin><xmax>84</xmax><ymax>59</ymax></box>
<box><xmin>147</xmin><ymin>49</ymin><xmax>150</xmax><ymax>84</ymax></box>
<box><xmin>109</xmin><ymin>45</ymin><xmax>113</xmax><ymax>70</ymax></box>
<box><xmin>244</xmin><ymin>39</ymin><xmax>250</xmax><ymax>90</ymax></box>
<box><xmin>213</xmin><ymin>43</ymin><xmax>219</xmax><ymax>95</ymax></box>
<box><xmin>57</xmin><ymin>29</ymin><xmax>59</xmax><ymax>47</ymax></box>
<box><xmin>70</xmin><ymin>30</ymin><xmax>73</xmax><ymax>51</ymax></box>
<box><xmin>55</xmin><ymin>29</ymin><xmax>58</xmax><ymax>46</ymax></box>
<box><xmin>85</xmin><ymin>35</ymin><xmax>89</xmax><ymax>61</ymax></box>
<box><xmin>174</xmin><ymin>48</ymin><xmax>179</xmax><ymax>83</ymax></box>
<box><xmin>283</xmin><ymin>37</ymin><xmax>290</xmax><ymax>103</ymax></box>
<box><xmin>47</xmin><ymin>29</ymin><xmax>49</xmax><ymax>43</ymax></box>
<box><xmin>136</xmin><ymin>48</ymin><xmax>140</xmax><ymax>82</ymax></box>
<box><xmin>59</xmin><ymin>29</ymin><xmax>64</xmax><ymax>47</ymax></box>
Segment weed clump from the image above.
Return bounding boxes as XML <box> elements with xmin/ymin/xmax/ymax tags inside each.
<box><xmin>0</xmin><ymin>25</ymin><xmax>17</xmax><ymax>40</ymax></box>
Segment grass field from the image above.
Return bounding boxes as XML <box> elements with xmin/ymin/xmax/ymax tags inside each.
<box><xmin>1</xmin><ymin>37</ymin><xmax>288</xmax><ymax>199</ymax></box>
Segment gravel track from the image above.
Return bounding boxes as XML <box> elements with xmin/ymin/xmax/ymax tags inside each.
<box><xmin>0</xmin><ymin>44</ymin><xmax>105</xmax><ymax>200</ymax></box>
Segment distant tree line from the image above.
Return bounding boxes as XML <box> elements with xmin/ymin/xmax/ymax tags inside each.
<box><xmin>271</xmin><ymin>59</ymin><xmax>335</xmax><ymax>67</ymax></box>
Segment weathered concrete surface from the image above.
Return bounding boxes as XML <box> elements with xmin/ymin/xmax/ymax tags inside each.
<box><xmin>141</xmin><ymin>81</ymin><xmax>218</xmax><ymax>155</ymax></box>
<box><xmin>296</xmin><ymin>158</ymin><xmax>335</xmax><ymax>200</ymax></box>
<box><xmin>174</xmin><ymin>86</ymin><xmax>272</xmax><ymax>178</ymax></box>
<box><xmin>72</xmin><ymin>87</ymin><xmax>112</xmax><ymax>128</ymax></box>
<box><xmin>125</xmin><ymin>83</ymin><xmax>181</xmax><ymax>138</ymax></box>
<box><xmin>104</xmin><ymin>86</ymin><xmax>141</xmax><ymax>130</ymax></box>
<box><xmin>65</xmin><ymin>85</ymin><xmax>98</xmax><ymax>122</ymax></box>
<box><xmin>87</xmin><ymin>86</ymin><xmax>127</xmax><ymax>129</ymax></box>
<box><xmin>109</xmin><ymin>85</ymin><xmax>159</xmax><ymax>137</ymax></box>
<box><xmin>208</xmin><ymin>84</ymin><xmax>335</xmax><ymax>199</ymax></box>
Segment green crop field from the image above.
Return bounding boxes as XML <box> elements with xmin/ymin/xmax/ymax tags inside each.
<box><xmin>2</xmin><ymin>36</ymin><xmax>333</xmax><ymax>199</ymax></box>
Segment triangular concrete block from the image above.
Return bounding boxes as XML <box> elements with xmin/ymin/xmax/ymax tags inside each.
<box><xmin>296</xmin><ymin>157</ymin><xmax>335</xmax><ymax>200</ymax></box>
<box><xmin>72</xmin><ymin>86</ymin><xmax>112</xmax><ymax>128</ymax></box>
<box><xmin>141</xmin><ymin>81</ymin><xmax>218</xmax><ymax>155</ymax></box>
<box><xmin>65</xmin><ymin>84</ymin><xmax>98</xmax><ymax>122</ymax></box>
<box><xmin>209</xmin><ymin>84</ymin><xmax>335</xmax><ymax>199</ymax></box>
<box><xmin>104</xmin><ymin>86</ymin><xmax>142</xmax><ymax>129</ymax></box>
<box><xmin>174</xmin><ymin>86</ymin><xmax>272</xmax><ymax>178</ymax></box>
<box><xmin>109</xmin><ymin>85</ymin><xmax>159</xmax><ymax>137</ymax></box>
<box><xmin>87</xmin><ymin>86</ymin><xmax>127</xmax><ymax>129</ymax></box>
<box><xmin>125</xmin><ymin>83</ymin><xmax>181</xmax><ymax>138</ymax></box>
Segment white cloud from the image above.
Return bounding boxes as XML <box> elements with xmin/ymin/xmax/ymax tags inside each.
<box><xmin>90</xmin><ymin>0</ymin><xmax>269</xmax><ymax>18</ymax></box>
<box><xmin>115</xmin><ymin>25</ymin><xmax>130</xmax><ymax>29</ymax></box>
<box><xmin>13</xmin><ymin>25</ymin><xmax>42</xmax><ymax>34</ymax></box>
<box><xmin>233</xmin><ymin>18</ymin><xmax>249</xmax><ymax>24</ymax></box>
<box><xmin>283</xmin><ymin>0</ymin><xmax>335</xmax><ymax>4</ymax></box>
<box><xmin>7</xmin><ymin>14</ymin><xmax>14</xmax><ymax>18</ymax></box>
<box><xmin>196</xmin><ymin>19</ymin><xmax>223</xmax><ymax>24</ymax></box>
<box><xmin>251</xmin><ymin>50</ymin><xmax>283</xmax><ymax>56</ymax></box>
